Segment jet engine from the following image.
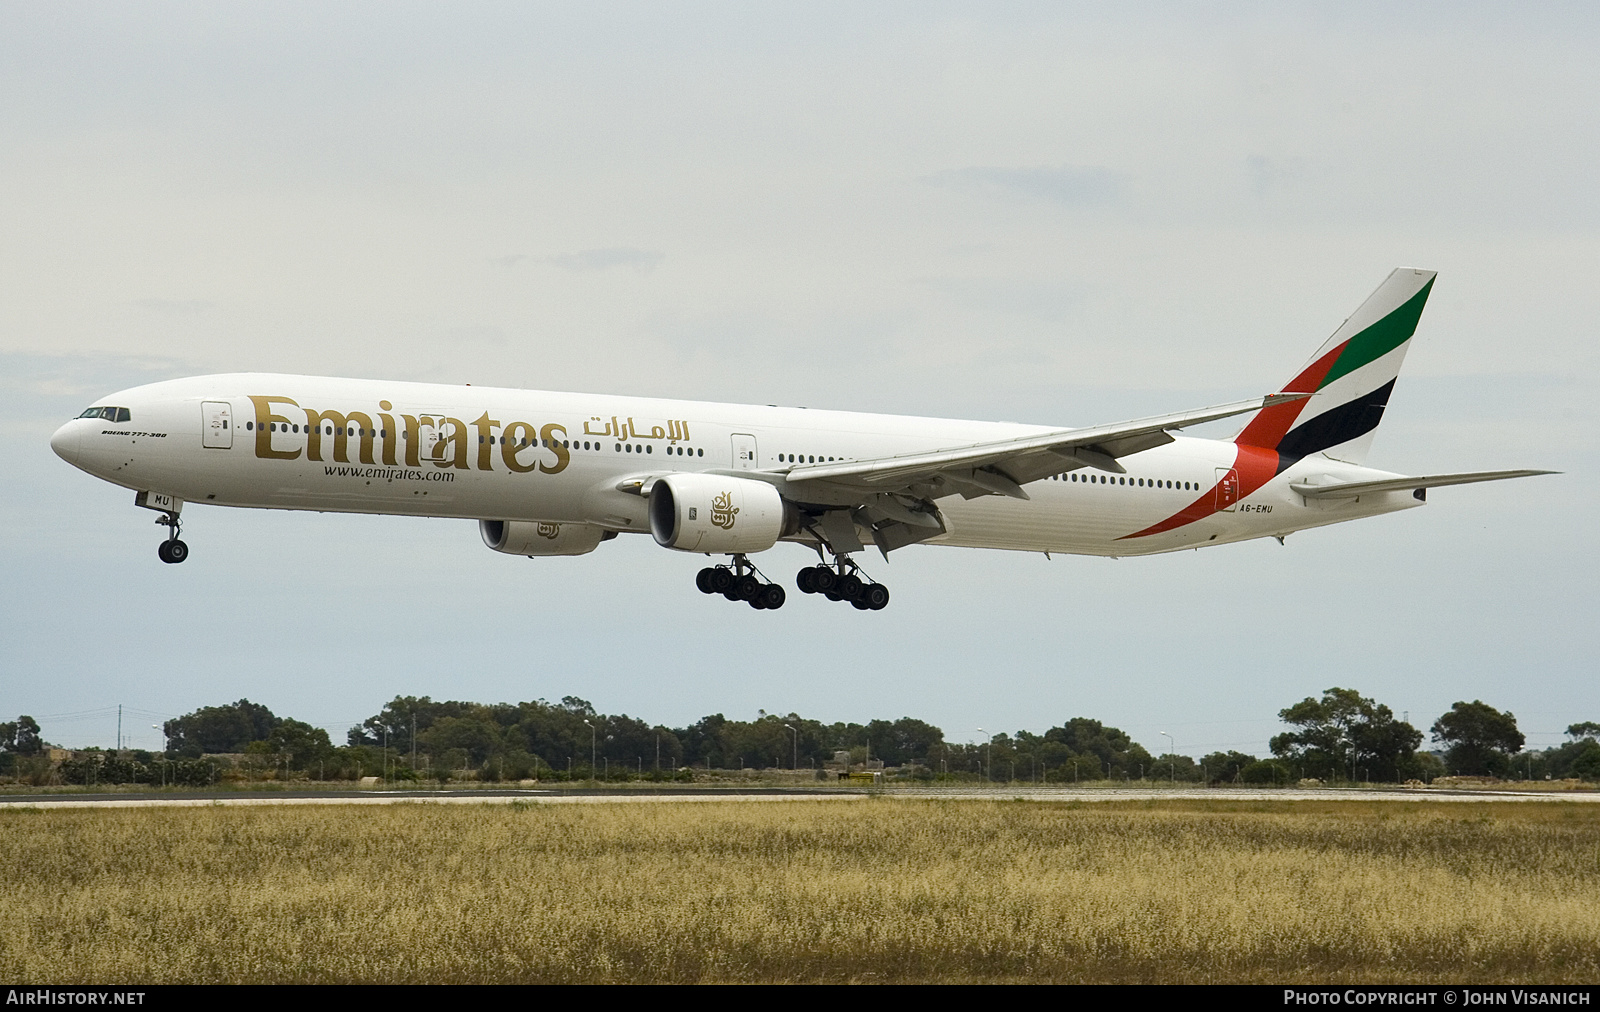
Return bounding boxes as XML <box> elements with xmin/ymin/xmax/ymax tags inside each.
<box><xmin>649</xmin><ymin>473</ymin><xmax>798</xmax><ymax>553</ymax></box>
<box><xmin>479</xmin><ymin>520</ymin><xmax>612</xmax><ymax>557</ymax></box>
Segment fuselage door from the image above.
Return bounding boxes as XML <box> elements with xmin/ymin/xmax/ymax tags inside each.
<box><xmin>1215</xmin><ymin>467</ymin><xmax>1239</xmax><ymax>512</ymax></box>
<box><xmin>731</xmin><ymin>433</ymin><xmax>758</xmax><ymax>470</ymax></box>
<box><xmin>202</xmin><ymin>401</ymin><xmax>233</xmax><ymax>449</ymax></box>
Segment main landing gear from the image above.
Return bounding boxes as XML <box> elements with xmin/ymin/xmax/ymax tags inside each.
<box><xmin>796</xmin><ymin>556</ymin><xmax>889</xmax><ymax>611</ymax></box>
<box><xmin>696</xmin><ymin>554</ymin><xmax>787</xmax><ymax>610</ymax></box>
<box><xmin>155</xmin><ymin>512</ymin><xmax>188</xmax><ymax>565</ymax></box>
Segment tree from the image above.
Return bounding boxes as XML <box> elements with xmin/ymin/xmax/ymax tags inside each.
<box><xmin>1041</xmin><ymin>718</ymin><xmax>1153</xmax><ymax>779</ymax></box>
<box><xmin>1573</xmin><ymin>744</ymin><xmax>1600</xmax><ymax>782</ymax></box>
<box><xmin>1271</xmin><ymin>687</ymin><xmax>1422</xmax><ymax>782</ymax></box>
<box><xmin>1567</xmin><ymin>722</ymin><xmax>1600</xmax><ymax>741</ymax></box>
<box><xmin>165</xmin><ymin>700</ymin><xmax>280</xmax><ymax>756</ymax></box>
<box><xmin>1431</xmin><ymin>700</ymin><xmax>1524</xmax><ymax>776</ymax></box>
<box><xmin>1201</xmin><ymin>751</ymin><xmax>1258</xmax><ymax>783</ymax></box>
<box><xmin>423</xmin><ymin>715</ymin><xmax>505</xmax><ymax>767</ymax></box>
<box><xmin>266</xmin><ymin>719</ymin><xmax>334</xmax><ymax>769</ymax></box>
<box><xmin>1239</xmin><ymin>759</ymin><xmax>1294</xmax><ymax>785</ymax></box>
<box><xmin>679</xmin><ymin>714</ymin><xmax>730</xmax><ymax>768</ymax></box>
<box><xmin>0</xmin><ymin>716</ymin><xmax>43</xmax><ymax>755</ymax></box>
<box><xmin>862</xmin><ymin>718</ymin><xmax>944</xmax><ymax>766</ymax></box>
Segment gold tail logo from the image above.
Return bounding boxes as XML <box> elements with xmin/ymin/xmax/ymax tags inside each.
<box><xmin>709</xmin><ymin>491</ymin><xmax>738</xmax><ymax>530</ymax></box>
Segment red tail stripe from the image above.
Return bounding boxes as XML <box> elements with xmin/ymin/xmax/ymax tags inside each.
<box><xmin>1234</xmin><ymin>340</ymin><xmax>1347</xmax><ymax>450</ymax></box>
<box><xmin>1119</xmin><ymin>443</ymin><xmax>1282</xmax><ymax>540</ymax></box>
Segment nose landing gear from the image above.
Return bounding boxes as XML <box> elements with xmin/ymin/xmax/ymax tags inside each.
<box><xmin>696</xmin><ymin>554</ymin><xmax>786</xmax><ymax>609</ymax></box>
<box><xmin>135</xmin><ymin>492</ymin><xmax>189</xmax><ymax>564</ymax></box>
<box><xmin>155</xmin><ymin>512</ymin><xmax>188</xmax><ymax>564</ymax></box>
<box><xmin>796</xmin><ymin>554</ymin><xmax>889</xmax><ymax>610</ymax></box>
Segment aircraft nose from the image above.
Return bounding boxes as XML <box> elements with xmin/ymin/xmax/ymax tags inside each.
<box><xmin>50</xmin><ymin>421</ymin><xmax>80</xmax><ymax>465</ymax></box>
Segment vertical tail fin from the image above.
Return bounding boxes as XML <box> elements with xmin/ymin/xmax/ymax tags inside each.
<box><xmin>1236</xmin><ymin>267</ymin><xmax>1436</xmax><ymax>465</ymax></box>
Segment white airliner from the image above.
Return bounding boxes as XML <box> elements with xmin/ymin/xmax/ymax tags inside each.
<box><xmin>52</xmin><ymin>269</ymin><xmax>1550</xmax><ymax>611</ymax></box>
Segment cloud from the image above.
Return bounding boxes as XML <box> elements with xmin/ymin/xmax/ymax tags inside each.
<box><xmin>498</xmin><ymin>248</ymin><xmax>665</xmax><ymax>273</ymax></box>
<box><xmin>924</xmin><ymin>165</ymin><xmax>1128</xmax><ymax>207</ymax></box>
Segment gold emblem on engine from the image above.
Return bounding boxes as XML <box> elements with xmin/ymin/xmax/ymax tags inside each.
<box><xmin>709</xmin><ymin>491</ymin><xmax>738</xmax><ymax>530</ymax></box>
<box><xmin>536</xmin><ymin>522</ymin><xmax>560</xmax><ymax>539</ymax></box>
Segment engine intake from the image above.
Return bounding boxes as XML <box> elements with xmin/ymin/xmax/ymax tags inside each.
<box><xmin>480</xmin><ymin>520</ymin><xmax>611</xmax><ymax>557</ymax></box>
<box><xmin>649</xmin><ymin>473</ymin><xmax>797</xmax><ymax>553</ymax></box>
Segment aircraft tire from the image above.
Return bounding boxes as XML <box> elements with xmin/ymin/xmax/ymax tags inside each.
<box><xmin>709</xmin><ymin>567</ymin><xmax>736</xmax><ymax>594</ymax></box>
<box><xmin>759</xmin><ymin>584</ymin><xmax>786</xmax><ymax>609</ymax></box>
<box><xmin>696</xmin><ymin>567</ymin><xmax>718</xmax><ymax>593</ymax></box>
<box><xmin>795</xmin><ymin>568</ymin><xmax>817</xmax><ymax>594</ymax></box>
<box><xmin>733</xmin><ymin>574</ymin><xmax>762</xmax><ymax>601</ymax></box>
<box><xmin>163</xmin><ymin>540</ymin><xmax>189</xmax><ymax>564</ymax></box>
<box><xmin>812</xmin><ymin>567</ymin><xmax>838</xmax><ymax>593</ymax></box>
<box><xmin>851</xmin><ymin>596</ymin><xmax>872</xmax><ymax>610</ymax></box>
<box><xmin>864</xmin><ymin>583</ymin><xmax>890</xmax><ymax>610</ymax></box>
<box><xmin>835</xmin><ymin>574</ymin><xmax>863</xmax><ymax>601</ymax></box>
<box><xmin>157</xmin><ymin>541</ymin><xmax>172</xmax><ymax>563</ymax></box>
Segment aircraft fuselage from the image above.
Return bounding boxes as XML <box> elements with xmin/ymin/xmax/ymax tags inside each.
<box><xmin>50</xmin><ymin>372</ymin><xmax>1421</xmax><ymax>560</ymax></box>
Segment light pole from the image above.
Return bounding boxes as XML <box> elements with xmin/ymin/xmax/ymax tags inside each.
<box><xmin>977</xmin><ymin>728</ymin><xmax>990</xmax><ymax>783</ymax></box>
<box><xmin>784</xmin><ymin>724</ymin><xmax>798</xmax><ymax>771</ymax></box>
<box><xmin>151</xmin><ymin>726</ymin><xmax>163</xmax><ymax>786</ymax></box>
<box><xmin>583</xmin><ymin>720</ymin><xmax>595</xmax><ymax>782</ymax></box>
<box><xmin>1161</xmin><ymin>731</ymin><xmax>1175</xmax><ymax>783</ymax></box>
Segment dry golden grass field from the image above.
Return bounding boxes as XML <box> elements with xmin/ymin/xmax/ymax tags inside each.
<box><xmin>2</xmin><ymin>797</ymin><xmax>1597</xmax><ymax>983</ymax></box>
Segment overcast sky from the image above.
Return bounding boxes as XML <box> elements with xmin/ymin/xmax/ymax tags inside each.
<box><xmin>3</xmin><ymin>2</ymin><xmax>1595</xmax><ymax>759</ymax></box>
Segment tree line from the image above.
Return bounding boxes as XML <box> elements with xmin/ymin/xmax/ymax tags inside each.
<box><xmin>2</xmin><ymin>689</ymin><xmax>1597</xmax><ymax>786</ymax></box>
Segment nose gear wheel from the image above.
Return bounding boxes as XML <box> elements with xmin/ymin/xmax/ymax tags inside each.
<box><xmin>155</xmin><ymin>511</ymin><xmax>188</xmax><ymax>565</ymax></box>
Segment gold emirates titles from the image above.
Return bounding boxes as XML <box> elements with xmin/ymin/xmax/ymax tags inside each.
<box><xmin>248</xmin><ymin>396</ymin><xmax>695</xmax><ymax>475</ymax></box>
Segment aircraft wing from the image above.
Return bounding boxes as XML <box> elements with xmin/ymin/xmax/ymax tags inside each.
<box><xmin>783</xmin><ymin>393</ymin><xmax>1308</xmax><ymax>501</ymax></box>
<box><xmin>1289</xmin><ymin>469</ymin><xmax>1557</xmax><ymax>500</ymax></box>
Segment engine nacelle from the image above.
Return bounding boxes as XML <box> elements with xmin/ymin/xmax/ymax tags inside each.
<box><xmin>649</xmin><ymin>473</ymin><xmax>797</xmax><ymax>553</ymax></box>
<box><xmin>480</xmin><ymin>520</ymin><xmax>611</xmax><ymax>557</ymax></box>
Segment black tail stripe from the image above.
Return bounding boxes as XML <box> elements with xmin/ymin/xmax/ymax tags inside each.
<box><xmin>1274</xmin><ymin>379</ymin><xmax>1396</xmax><ymax>471</ymax></box>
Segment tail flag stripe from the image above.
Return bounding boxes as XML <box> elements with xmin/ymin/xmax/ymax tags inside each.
<box><xmin>1319</xmin><ymin>279</ymin><xmax>1432</xmax><ymax>388</ymax></box>
<box><xmin>1233</xmin><ymin>342</ymin><xmax>1344</xmax><ymax>450</ymax></box>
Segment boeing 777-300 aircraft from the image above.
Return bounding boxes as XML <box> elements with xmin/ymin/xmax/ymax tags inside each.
<box><xmin>51</xmin><ymin>268</ymin><xmax>1551</xmax><ymax>611</ymax></box>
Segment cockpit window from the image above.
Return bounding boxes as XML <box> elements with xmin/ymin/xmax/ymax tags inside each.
<box><xmin>79</xmin><ymin>406</ymin><xmax>130</xmax><ymax>422</ymax></box>
<box><xmin>79</xmin><ymin>407</ymin><xmax>103</xmax><ymax>419</ymax></box>
<box><xmin>115</xmin><ymin>408</ymin><xmax>130</xmax><ymax>422</ymax></box>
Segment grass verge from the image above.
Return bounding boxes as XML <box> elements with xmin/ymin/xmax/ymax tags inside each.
<box><xmin>2</xmin><ymin>798</ymin><xmax>1596</xmax><ymax>983</ymax></box>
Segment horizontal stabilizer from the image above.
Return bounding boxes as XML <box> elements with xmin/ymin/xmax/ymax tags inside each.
<box><xmin>1290</xmin><ymin>469</ymin><xmax>1557</xmax><ymax>500</ymax></box>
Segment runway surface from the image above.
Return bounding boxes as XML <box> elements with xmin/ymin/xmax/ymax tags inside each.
<box><xmin>2</xmin><ymin>786</ymin><xmax>1595</xmax><ymax>809</ymax></box>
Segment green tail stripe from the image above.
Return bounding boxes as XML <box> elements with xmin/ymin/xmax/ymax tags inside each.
<box><xmin>1319</xmin><ymin>277</ymin><xmax>1434</xmax><ymax>389</ymax></box>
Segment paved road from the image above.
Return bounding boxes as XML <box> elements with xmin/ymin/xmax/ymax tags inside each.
<box><xmin>1</xmin><ymin>786</ymin><xmax>1595</xmax><ymax>809</ymax></box>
